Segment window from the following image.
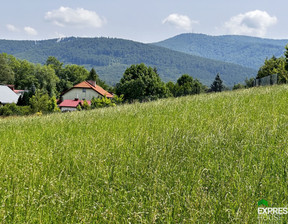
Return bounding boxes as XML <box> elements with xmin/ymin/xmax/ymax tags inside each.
<box><xmin>82</xmin><ymin>88</ymin><xmax>86</xmax><ymax>93</ymax></box>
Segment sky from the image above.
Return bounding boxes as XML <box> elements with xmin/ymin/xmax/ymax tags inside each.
<box><xmin>0</xmin><ymin>0</ymin><xmax>287</xmax><ymax>43</ymax></box>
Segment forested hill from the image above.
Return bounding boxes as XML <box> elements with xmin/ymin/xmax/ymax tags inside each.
<box><xmin>153</xmin><ymin>33</ymin><xmax>288</xmax><ymax>69</ymax></box>
<box><xmin>0</xmin><ymin>37</ymin><xmax>256</xmax><ymax>86</ymax></box>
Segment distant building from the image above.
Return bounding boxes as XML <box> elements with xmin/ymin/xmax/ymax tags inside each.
<box><xmin>58</xmin><ymin>80</ymin><xmax>113</xmax><ymax>112</ymax></box>
<box><xmin>0</xmin><ymin>85</ymin><xmax>20</xmax><ymax>106</ymax></box>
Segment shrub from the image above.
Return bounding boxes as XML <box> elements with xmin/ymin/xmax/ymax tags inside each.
<box><xmin>91</xmin><ymin>96</ymin><xmax>116</xmax><ymax>109</ymax></box>
<box><xmin>82</xmin><ymin>100</ymin><xmax>91</xmax><ymax>110</ymax></box>
<box><xmin>0</xmin><ymin>104</ymin><xmax>32</xmax><ymax>116</ymax></box>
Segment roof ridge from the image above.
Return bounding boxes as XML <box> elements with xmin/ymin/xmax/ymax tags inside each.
<box><xmin>61</xmin><ymin>80</ymin><xmax>113</xmax><ymax>98</ymax></box>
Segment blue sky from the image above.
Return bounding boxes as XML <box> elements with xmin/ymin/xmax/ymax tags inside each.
<box><xmin>1</xmin><ymin>0</ymin><xmax>287</xmax><ymax>42</ymax></box>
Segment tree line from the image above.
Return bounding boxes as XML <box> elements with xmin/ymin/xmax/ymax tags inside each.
<box><xmin>0</xmin><ymin>52</ymin><xmax>243</xmax><ymax>116</ymax></box>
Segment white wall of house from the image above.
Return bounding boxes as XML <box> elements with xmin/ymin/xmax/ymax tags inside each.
<box><xmin>62</xmin><ymin>88</ymin><xmax>100</xmax><ymax>101</ymax></box>
<box><xmin>60</xmin><ymin>107</ymin><xmax>78</xmax><ymax>112</ymax></box>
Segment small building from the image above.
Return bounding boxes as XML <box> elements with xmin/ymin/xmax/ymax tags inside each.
<box><xmin>58</xmin><ymin>99</ymin><xmax>91</xmax><ymax>112</ymax></box>
<box><xmin>61</xmin><ymin>80</ymin><xmax>113</xmax><ymax>101</ymax></box>
<box><xmin>0</xmin><ymin>85</ymin><xmax>20</xmax><ymax>106</ymax></box>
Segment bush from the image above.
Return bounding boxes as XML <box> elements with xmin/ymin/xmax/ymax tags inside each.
<box><xmin>91</xmin><ymin>96</ymin><xmax>116</xmax><ymax>109</ymax></box>
<box><xmin>232</xmin><ymin>83</ymin><xmax>245</xmax><ymax>90</ymax></box>
<box><xmin>0</xmin><ymin>104</ymin><xmax>32</xmax><ymax>116</ymax></box>
<box><xmin>82</xmin><ymin>100</ymin><xmax>91</xmax><ymax>110</ymax></box>
<box><xmin>48</xmin><ymin>96</ymin><xmax>60</xmax><ymax>112</ymax></box>
<box><xmin>112</xmin><ymin>94</ymin><xmax>124</xmax><ymax>105</ymax></box>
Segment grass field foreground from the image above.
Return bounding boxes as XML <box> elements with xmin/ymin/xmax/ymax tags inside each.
<box><xmin>1</xmin><ymin>85</ymin><xmax>288</xmax><ymax>223</ymax></box>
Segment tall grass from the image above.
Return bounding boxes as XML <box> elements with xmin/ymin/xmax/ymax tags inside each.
<box><xmin>1</xmin><ymin>85</ymin><xmax>288</xmax><ymax>223</ymax></box>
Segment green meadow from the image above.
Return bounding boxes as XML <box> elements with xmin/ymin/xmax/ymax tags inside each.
<box><xmin>1</xmin><ymin>85</ymin><xmax>288</xmax><ymax>223</ymax></box>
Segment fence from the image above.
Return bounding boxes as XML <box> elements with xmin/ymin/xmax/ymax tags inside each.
<box><xmin>254</xmin><ymin>74</ymin><xmax>278</xmax><ymax>87</ymax></box>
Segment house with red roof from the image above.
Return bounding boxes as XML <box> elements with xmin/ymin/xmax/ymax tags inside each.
<box><xmin>58</xmin><ymin>99</ymin><xmax>91</xmax><ymax>112</ymax></box>
<box><xmin>58</xmin><ymin>80</ymin><xmax>113</xmax><ymax>112</ymax></box>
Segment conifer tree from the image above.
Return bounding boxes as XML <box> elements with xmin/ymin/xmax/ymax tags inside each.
<box><xmin>210</xmin><ymin>73</ymin><xmax>223</xmax><ymax>92</ymax></box>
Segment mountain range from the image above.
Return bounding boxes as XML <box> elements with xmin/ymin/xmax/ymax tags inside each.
<box><xmin>0</xmin><ymin>34</ymin><xmax>287</xmax><ymax>87</ymax></box>
<box><xmin>154</xmin><ymin>33</ymin><xmax>288</xmax><ymax>69</ymax></box>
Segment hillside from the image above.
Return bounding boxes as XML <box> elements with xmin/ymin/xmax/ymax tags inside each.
<box><xmin>154</xmin><ymin>33</ymin><xmax>288</xmax><ymax>69</ymax></box>
<box><xmin>1</xmin><ymin>85</ymin><xmax>288</xmax><ymax>222</ymax></box>
<box><xmin>0</xmin><ymin>37</ymin><xmax>256</xmax><ymax>86</ymax></box>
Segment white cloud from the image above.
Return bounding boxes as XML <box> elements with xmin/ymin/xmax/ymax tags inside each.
<box><xmin>224</xmin><ymin>10</ymin><xmax>277</xmax><ymax>37</ymax></box>
<box><xmin>6</xmin><ymin>24</ymin><xmax>19</xmax><ymax>32</ymax></box>
<box><xmin>24</xmin><ymin>26</ymin><xmax>38</xmax><ymax>36</ymax></box>
<box><xmin>45</xmin><ymin>6</ymin><xmax>106</xmax><ymax>28</ymax></box>
<box><xmin>162</xmin><ymin>13</ymin><xmax>198</xmax><ymax>31</ymax></box>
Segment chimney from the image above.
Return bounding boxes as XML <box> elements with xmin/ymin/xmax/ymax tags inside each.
<box><xmin>88</xmin><ymin>80</ymin><xmax>96</xmax><ymax>87</ymax></box>
<box><xmin>74</xmin><ymin>94</ymin><xmax>79</xmax><ymax>101</ymax></box>
<box><xmin>7</xmin><ymin>85</ymin><xmax>15</xmax><ymax>91</ymax></box>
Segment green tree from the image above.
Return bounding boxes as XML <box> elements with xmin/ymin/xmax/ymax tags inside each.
<box><xmin>0</xmin><ymin>53</ymin><xmax>14</xmax><ymax>84</ymax></box>
<box><xmin>55</xmin><ymin>64</ymin><xmax>89</xmax><ymax>93</ymax></box>
<box><xmin>87</xmin><ymin>68</ymin><xmax>98</xmax><ymax>81</ymax></box>
<box><xmin>88</xmin><ymin>68</ymin><xmax>112</xmax><ymax>92</ymax></box>
<box><xmin>35</xmin><ymin>64</ymin><xmax>59</xmax><ymax>96</ymax></box>
<box><xmin>176</xmin><ymin>74</ymin><xmax>194</xmax><ymax>86</ymax></box>
<box><xmin>2</xmin><ymin>53</ymin><xmax>21</xmax><ymax>85</ymax></box>
<box><xmin>45</xmin><ymin>56</ymin><xmax>63</xmax><ymax>76</ymax></box>
<box><xmin>166</xmin><ymin>81</ymin><xmax>175</xmax><ymax>97</ymax></box>
<box><xmin>14</xmin><ymin>60</ymin><xmax>37</xmax><ymax>90</ymax></box>
<box><xmin>285</xmin><ymin>44</ymin><xmax>288</xmax><ymax>71</ymax></box>
<box><xmin>210</xmin><ymin>73</ymin><xmax>223</xmax><ymax>92</ymax></box>
<box><xmin>245</xmin><ymin>78</ymin><xmax>255</xmax><ymax>88</ymax></box>
<box><xmin>17</xmin><ymin>92</ymin><xmax>31</xmax><ymax>106</ymax></box>
<box><xmin>29</xmin><ymin>90</ymin><xmax>50</xmax><ymax>113</ymax></box>
<box><xmin>62</xmin><ymin>64</ymin><xmax>89</xmax><ymax>85</ymax></box>
<box><xmin>258</xmin><ymin>56</ymin><xmax>287</xmax><ymax>83</ymax></box>
<box><xmin>174</xmin><ymin>74</ymin><xmax>205</xmax><ymax>97</ymax></box>
<box><xmin>115</xmin><ymin>63</ymin><xmax>169</xmax><ymax>102</ymax></box>
<box><xmin>258</xmin><ymin>56</ymin><xmax>280</xmax><ymax>78</ymax></box>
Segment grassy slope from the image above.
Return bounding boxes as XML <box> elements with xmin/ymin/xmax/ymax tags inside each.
<box><xmin>1</xmin><ymin>85</ymin><xmax>288</xmax><ymax>223</ymax></box>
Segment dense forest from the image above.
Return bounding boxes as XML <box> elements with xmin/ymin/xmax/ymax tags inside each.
<box><xmin>154</xmin><ymin>33</ymin><xmax>288</xmax><ymax>69</ymax></box>
<box><xmin>0</xmin><ymin>37</ymin><xmax>256</xmax><ymax>86</ymax></box>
